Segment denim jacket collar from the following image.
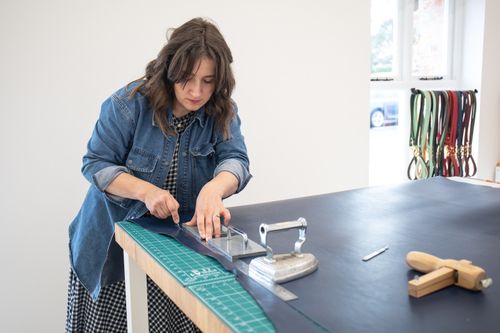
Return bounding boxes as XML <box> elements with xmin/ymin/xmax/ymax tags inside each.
<box><xmin>151</xmin><ymin>106</ymin><xmax>208</xmax><ymax>129</ymax></box>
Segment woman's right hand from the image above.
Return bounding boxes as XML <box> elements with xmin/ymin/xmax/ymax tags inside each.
<box><xmin>143</xmin><ymin>187</ymin><xmax>180</xmax><ymax>222</ymax></box>
<box><xmin>105</xmin><ymin>172</ymin><xmax>180</xmax><ymax>222</ymax></box>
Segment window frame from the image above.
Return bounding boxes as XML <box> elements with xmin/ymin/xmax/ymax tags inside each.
<box><xmin>371</xmin><ymin>0</ymin><xmax>463</xmax><ymax>87</ymax></box>
<box><xmin>369</xmin><ymin>0</ymin><xmax>465</xmax><ymax>186</ymax></box>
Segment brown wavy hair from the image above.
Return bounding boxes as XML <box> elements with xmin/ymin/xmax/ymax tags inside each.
<box><xmin>130</xmin><ymin>18</ymin><xmax>235</xmax><ymax>139</ymax></box>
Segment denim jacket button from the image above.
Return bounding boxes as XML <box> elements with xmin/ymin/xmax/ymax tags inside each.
<box><xmin>182</xmin><ymin>152</ymin><xmax>187</xmax><ymax>157</ymax></box>
<box><xmin>127</xmin><ymin>159</ymin><xmax>133</xmax><ymax>165</ymax></box>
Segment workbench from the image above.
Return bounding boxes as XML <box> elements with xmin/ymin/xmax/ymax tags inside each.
<box><xmin>116</xmin><ymin>177</ymin><xmax>500</xmax><ymax>332</ymax></box>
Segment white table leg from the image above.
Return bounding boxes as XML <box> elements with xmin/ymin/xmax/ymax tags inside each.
<box><xmin>124</xmin><ymin>252</ymin><xmax>149</xmax><ymax>332</ymax></box>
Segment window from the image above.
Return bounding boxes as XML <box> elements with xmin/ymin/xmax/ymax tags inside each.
<box><xmin>369</xmin><ymin>0</ymin><xmax>462</xmax><ymax>186</ymax></box>
<box><xmin>371</xmin><ymin>0</ymin><xmax>399</xmax><ymax>79</ymax></box>
<box><xmin>411</xmin><ymin>0</ymin><xmax>451</xmax><ymax>78</ymax></box>
<box><xmin>371</xmin><ymin>0</ymin><xmax>456</xmax><ymax>81</ymax></box>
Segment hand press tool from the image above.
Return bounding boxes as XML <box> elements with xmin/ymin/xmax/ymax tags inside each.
<box><xmin>182</xmin><ymin>218</ymin><xmax>319</xmax><ymax>301</ymax></box>
<box><xmin>248</xmin><ymin>218</ymin><xmax>319</xmax><ymax>284</ymax></box>
<box><xmin>406</xmin><ymin>251</ymin><xmax>493</xmax><ymax>298</ymax></box>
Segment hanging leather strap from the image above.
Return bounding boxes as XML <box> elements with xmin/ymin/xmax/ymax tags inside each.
<box><xmin>434</xmin><ymin>91</ymin><xmax>449</xmax><ymax>176</ymax></box>
<box><xmin>461</xmin><ymin>90</ymin><xmax>477</xmax><ymax>177</ymax></box>
<box><xmin>407</xmin><ymin>90</ymin><xmax>430</xmax><ymax>180</ymax></box>
<box><xmin>455</xmin><ymin>91</ymin><xmax>465</xmax><ymax>176</ymax></box>
<box><xmin>426</xmin><ymin>91</ymin><xmax>438</xmax><ymax>177</ymax></box>
<box><xmin>443</xmin><ymin>91</ymin><xmax>460</xmax><ymax>177</ymax></box>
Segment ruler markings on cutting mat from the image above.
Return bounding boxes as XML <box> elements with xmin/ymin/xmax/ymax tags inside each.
<box><xmin>118</xmin><ymin>221</ymin><xmax>274</xmax><ymax>333</ymax></box>
<box><xmin>124</xmin><ymin>222</ymin><xmax>233</xmax><ymax>285</ymax></box>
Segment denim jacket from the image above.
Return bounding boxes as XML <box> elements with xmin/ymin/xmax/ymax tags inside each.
<box><xmin>69</xmin><ymin>83</ymin><xmax>251</xmax><ymax>299</ymax></box>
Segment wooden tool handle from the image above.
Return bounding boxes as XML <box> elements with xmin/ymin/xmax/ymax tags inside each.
<box><xmin>406</xmin><ymin>251</ymin><xmax>491</xmax><ymax>291</ymax></box>
<box><xmin>406</xmin><ymin>251</ymin><xmax>443</xmax><ymax>273</ymax></box>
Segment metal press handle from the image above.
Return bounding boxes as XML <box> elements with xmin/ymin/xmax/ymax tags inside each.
<box><xmin>259</xmin><ymin>217</ymin><xmax>307</xmax><ymax>259</ymax></box>
<box><xmin>223</xmin><ymin>225</ymin><xmax>248</xmax><ymax>248</ymax></box>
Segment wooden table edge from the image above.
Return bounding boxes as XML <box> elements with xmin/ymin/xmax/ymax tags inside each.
<box><xmin>115</xmin><ymin>223</ymin><xmax>233</xmax><ymax>333</ymax></box>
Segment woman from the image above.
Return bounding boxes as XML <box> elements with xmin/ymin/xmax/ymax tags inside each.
<box><xmin>66</xmin><ymin>17</ymin><xmax>251</xmax><ymax>332</ymax></box>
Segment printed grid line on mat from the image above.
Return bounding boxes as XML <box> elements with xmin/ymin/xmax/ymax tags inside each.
<box><xmin>118</xmin><ymin>222</ymin><xmax>275</xmax><ymax>333</ymax></box>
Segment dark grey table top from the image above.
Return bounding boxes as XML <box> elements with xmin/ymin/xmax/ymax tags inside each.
<box><xmin>227</xmin><ymin>177</ymin><xmax>500</xmax><ymax>332</ymax></box>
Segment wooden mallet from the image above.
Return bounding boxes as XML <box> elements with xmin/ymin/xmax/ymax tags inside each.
<box><xmin>406</xmin><ymin>251</ymin><xmax>493</xmax><ymax>298</ymax></box>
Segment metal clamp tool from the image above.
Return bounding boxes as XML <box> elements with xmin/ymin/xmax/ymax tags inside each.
<box><xmin>249</xmin><ymin>218</ymin><xmax>319</xmax><ymax>284</ymax></box>
<box><xmin>182</xmin><ymin>224</ymin><xmax>266</xmax><ymax>261</ymax></box>
<box><xmin>226</xmin><ymin>225</ymin><xmax>248</xmax><ymax>249</ymax></box>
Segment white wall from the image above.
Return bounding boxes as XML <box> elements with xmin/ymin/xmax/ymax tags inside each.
<box><xmin>476</xmin><ymin>0</ymin><xmax>500</xmax><ymax>180</ymax></box>
<box><xmin>225</xmin><ymin>1</ymin><xmax>371</xmax><ymax>205</ymax></box>
<box><xmin>0</xmin><ymin>1</ymin><xmax>369</xmax><ymax>331</ymax></box>
<box><xmin>460</xmin><ymin>0</ymin><xmax>485</xmax><ymax>159</ymax></box>
<box><xmin>460</xmin><ymin>0</ymin><xmax>500</xmax><ymax>180</ymax></box>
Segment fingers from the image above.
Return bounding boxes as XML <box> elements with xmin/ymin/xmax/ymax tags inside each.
<box><xmin>185</xmin><ymin>216</ymin><xmax>197</xmax><ymax>226</ymax></box>
<box><xmin>190</xmin><ymin>210</ymin><xmax>230</xmax><ymax>240</ymax></box>
<box><xmin>150</xmin><ymin>204</ymin><xmax>169</xmax><ymax>219</ymax></box>
<box><xmin>152</xmin><ymin>209</ymin><xmax>167</xmax><ymax>219</ymax></box>
<box><xmin>212</xmin><ymin>214</ymin><xmax>221</xmax><ymax>238</ymax></box>
<box><xmin>145</xmin><ymin>188</ymin><xmax>179</xmax><ymax>222</ymax></box>
<box><xmin>166</xmin><ymin>199</ymin><xmax>180</xmax><ymax>224</ymax></box>
<box><xmin>197</xmin><ymin>213</ymin><xmax>207</xmax><ymax>240</ymax></box>
<box><xmin>153</xmin><ymin>197</ymin><xmax>179</xmax><ymax>221</ymax></box>
<box><xmin>187</xmin><ymin>212</ymin><xmax>225</xmax><ymax>240</ymax></box>
<box><xmin>220</xmin><ymin>208</ymin><xmax>231</xmax><ymax>226</ymax></box>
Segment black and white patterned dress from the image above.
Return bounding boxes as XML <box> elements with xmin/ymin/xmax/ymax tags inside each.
<box><xmin>66</xmin><ymin>112</ymin><xmax>201</xmax><ymax>333</ymax></box>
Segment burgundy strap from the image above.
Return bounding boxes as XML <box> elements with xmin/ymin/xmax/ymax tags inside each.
<box><xmin>443</xmin><ymin>91</ymin><xmax>460</xmax><ymax>177</ymax></box>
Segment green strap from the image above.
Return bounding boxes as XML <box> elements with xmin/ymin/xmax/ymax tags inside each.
<box><xmin>407</xmin><ymin>91</ymin><xmax>429</xmax><ymax>180</ymax></box>
<box><xmin>417</xmin><ymin>91</ymin><xmax>432</xmax><ymax>179</ymax></box>
<box><xmin>426</xmin><ymin>91</ymin><xmax>438</xmax><ymax>177</ymax></box>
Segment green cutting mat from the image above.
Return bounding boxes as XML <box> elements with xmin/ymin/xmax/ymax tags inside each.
<box><xmin>118</xmin><ymin>221</ymin><xmax>275</xmax><ymax>333</ymax></box>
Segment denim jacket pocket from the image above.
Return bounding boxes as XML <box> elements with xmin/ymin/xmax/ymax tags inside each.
<box><xmin>190</xmin><ymin>143</ymin><xmax>216</xmax><ymax>194</ymax></box>
<box><xmin>126</xmin><ymin>147</ymin><xmax>159</xmax><ymax>181</ymax></box>
<box><xmin>190</xmin><ymin>143</ymin><xmax>215</xmax><ymax>158</ymax></box>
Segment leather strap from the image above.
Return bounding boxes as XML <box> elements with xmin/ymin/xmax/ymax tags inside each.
<box><xmin>426</xmin><ymin>91</ymin><xmax>438</xmax><ymax>176</ymax></box>
<box><xmin>408</xmin><ymin>91</ymin><xmax>429</xmax><ymax>180</ymax></box>
<box><xmin>443</xmin><ymin>90</ymin><xmax>460</xmax><ymax>177</ymax></box>
<box><xmin>461</xmin><ymin>90</ymin><xmax>477</xmax><ymax>176</ymax></box>
<box><xmin>434</xmin><ymin>91</ymin><xmax>449</xmax><ymax>176</ymax></box>
<box><xmin>456</xmin><ymin>91</ymin><xmax>465</xmax><ymax>176</ymax></box>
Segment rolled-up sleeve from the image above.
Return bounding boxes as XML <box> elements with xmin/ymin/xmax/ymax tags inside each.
<box><xmin>92</xmin><ymin>165</ymin><xmax>129</xmax><ymax>192</ymax></box>
<box><xmin>214</xmin><ymin>158</ymin><xmax>251</xmax><ymax>193</ymax></box>
<box><xmin>213</xmin><ymin>104</ymin><xmax>252</xmax><ymax>193</ymax></box>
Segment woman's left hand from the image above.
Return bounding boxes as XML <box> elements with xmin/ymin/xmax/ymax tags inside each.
<box><xmin>185</xmin><ymin>172</ymin><xmax>238</xmax><ymax>240</ymax></box>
